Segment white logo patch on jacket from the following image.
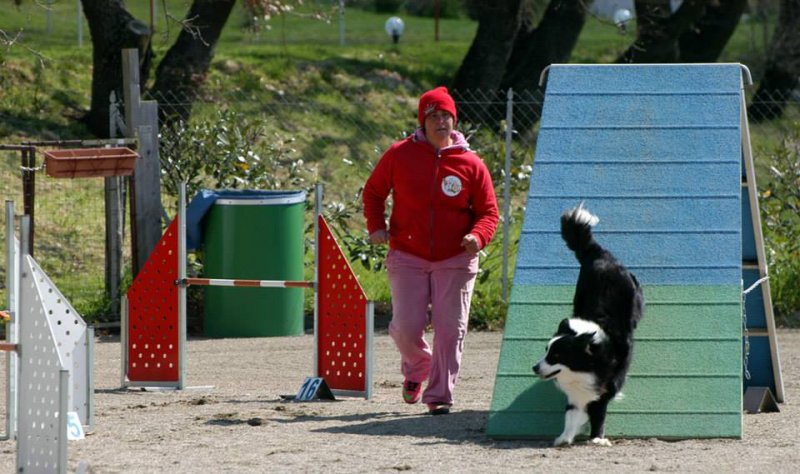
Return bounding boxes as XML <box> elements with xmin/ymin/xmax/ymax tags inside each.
<box><xmin>441</xmin><ymin>175</ymin><xmax>462</xmax><ymax>197</ymax></box>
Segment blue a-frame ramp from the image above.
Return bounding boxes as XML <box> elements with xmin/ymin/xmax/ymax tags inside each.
<box><xmin>487</xmin><ymin>64</ymin><xmax>765</xmax><ymax>439</ymax></box>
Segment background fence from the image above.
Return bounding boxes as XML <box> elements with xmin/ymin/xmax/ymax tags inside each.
<box><xmin>1</xmin><ymin>87</ymin><xmax>798</xmax><ymax>323</ymax></box>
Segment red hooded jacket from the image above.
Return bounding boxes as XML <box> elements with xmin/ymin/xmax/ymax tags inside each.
<box><xmin>363</xmin><ymin>129</ymin><xmax>499</xmax><ymax>262</ymax></box>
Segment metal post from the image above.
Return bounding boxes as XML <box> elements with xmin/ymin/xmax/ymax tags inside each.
<box><xmin>46</xmin><ymin>0</ymin><xmax>54</xmax><ymax>35</ymax></box>
<box><xmin>338</xmin><ymin>0</ymin><xmax>345</xmax><ymax>46</ymax></box>
<box><xmin>87</xmin><ymin>326</ymin><xmax>95</xmax><ymax>429</ymax></box>
<box><xmin>502</xmin><ymin>88</ymin><xmax>514</xmax><ymax>302</ymax></box>
<box><xmin>77</xmin><ymin>0</ymin><xmax>83</xmax><ymax>47</ymax></box>
<box><xmin>178</xmin><ymin>182</ymin><xmax>187</xmax><ymax>389</ymax></box>
<box><xmin>4</xmin><ymin>201</ymin><xmax>18</xmax><ymax>440</ymax></box>
<box><xmin>434</xmin><ymin>0</ymin><xmax>440</xmax><ymax>41</ymax></box>
<box><xmin>120</xmin><ymin>294</ymin><xmax>128</xmax><ymax>387</ymax></box>
<box><xmin>313</xmin><ymin>183</ymin><xmax>323</xmax><ymax>377</ymax></box>
<box><xmin>104</xmin><ymin>176</ymin><xmax>123</xmax><ymax>317</ymax></box>
<box><xmin>57</xmin><ymin>369</ymin><xmax>69</xmax><ymax>474</ymax></box>
<box><xmin>365</xmin><ymin>301</ymin><xmax>374</xmax><ymax>399</ymax></box>
<box><xmin>21</xmin><ymin>148</ymin><xmax>35</xmax><ymax>256</ymax></box>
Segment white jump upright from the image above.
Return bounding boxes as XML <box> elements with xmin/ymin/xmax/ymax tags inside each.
<box><xmin>3</xmin><ymin>202</ymin><xmax>95</xmax><ymax>473</ymax></box>
<box><xmin>17</xmin><ymin>249</ymin><xmax>71</xmax><ymax>474</ymax></box>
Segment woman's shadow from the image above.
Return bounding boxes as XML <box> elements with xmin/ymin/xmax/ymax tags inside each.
<box><xmin>269</xmin><ymin>385</ymin><xmax>555</xmax><ymax>450</ymax></box>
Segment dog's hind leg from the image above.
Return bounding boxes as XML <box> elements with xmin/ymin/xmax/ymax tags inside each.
<box><xmin>554</xmin><ymin>404</ymin><xmax>588</xmax><ymax>447</ymax></box>
<box><xmin>587</xmin><ymin>400</ymin><xmax>612</xmax><ymax>446</ymax></box>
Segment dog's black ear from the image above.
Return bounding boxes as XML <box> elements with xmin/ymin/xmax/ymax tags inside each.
<box><xmin>580</xmin><ymin>332</ymin><xmax>597</xmax><ymax>355</ymax></box>
<box><xmin>556</xmin><ymin>318</ymin><xmax>572</xmax><ymax>335</ymax></box>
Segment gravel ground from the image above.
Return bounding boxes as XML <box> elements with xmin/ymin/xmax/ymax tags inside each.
<box><xmin>1</xmin><ymin>329</ymin><xmax>797</xmax><ymax>473</ymax></box>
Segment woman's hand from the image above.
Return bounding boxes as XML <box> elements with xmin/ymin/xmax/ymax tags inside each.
<box><xmin>461</xmin><ymin>233</ymin><xmax>481</xmax><ymax>254</ymax></box>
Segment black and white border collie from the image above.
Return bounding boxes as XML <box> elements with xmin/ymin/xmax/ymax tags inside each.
<box><xmin>533</xmin><ymin>203</ymin><xmax>644</xmax><ymax>447</ymax></box>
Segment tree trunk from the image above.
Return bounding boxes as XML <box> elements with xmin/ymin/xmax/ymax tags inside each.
<box><xmin>150</xmin><ymin>0</ymin><xmax>237</xmax><ymax>124</ymax></box>
<box><xmin>497</xmin><ymin>0</ymin><xmax>587</xmax><ymax>129</ymax></box>
<box><xmin>678</xmin><ymin>0</ymin><xmax>748</xmax><ymax>62</ymax></box>
<box><xmin>500</xmin><ymin>0</ymin><xmax>587</xmax><ymax>92</ymax></box>
<box><xmin>452</xmin><ymin>0</ymin><xmax>523</xmax><ymax>92</ymax></box>
<box><xmin>617</xmin><ymin>0</ymin><xmax>707</xmax><ymax>63</ymax></box>
<box><xmin>749</xmin><ymin>0</ymin><xmax>800</xmax><ymax>121</ymax></box>
<box><xmin>81</xmin><ymin>0</ymin><xmax>152</xmax><ymax>137</ymax></box>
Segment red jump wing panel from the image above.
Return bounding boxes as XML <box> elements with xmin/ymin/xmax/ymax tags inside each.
<box><xmin>126</xmin><ymin>218</ymin><xmax>180</xmax><ymax>383</ymax></box>
<box><xmin>316</xmin><ymin>215</ymin><xmax>368</xmax><ymax>393</ymax></box>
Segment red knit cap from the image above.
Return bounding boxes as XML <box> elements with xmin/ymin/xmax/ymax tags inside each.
<box><xmin>418</xmin><ymin>86</ymin><xmax>457</xmax><ymax>126</ymax></box>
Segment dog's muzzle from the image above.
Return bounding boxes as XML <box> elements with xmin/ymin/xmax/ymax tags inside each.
<box><xmin>533</xmin><ymin>362</ymin><xmax>560</xmax><ymax>380</ymax></box>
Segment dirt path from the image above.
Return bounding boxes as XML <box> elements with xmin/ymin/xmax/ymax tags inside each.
<box><xmin>1</xmin><ymin>329</ymin><xmax>798</xmax><ymax>473</ymax></box>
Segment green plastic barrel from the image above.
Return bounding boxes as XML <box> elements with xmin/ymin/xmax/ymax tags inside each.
<box><xmin>202</xmin><ymin>190</ymin><xmax>306</xmax><ymax>337</ymax></box>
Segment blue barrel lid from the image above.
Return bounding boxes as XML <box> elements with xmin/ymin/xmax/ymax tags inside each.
<box><xmin>186</xmin><ymin>189</ymin><xmax>307</xmax><ymax>250</ymax></box>
<box><xmin>213</xmin><ymin>189</ymin><xmax>306</xmax><ymax>205</ymax></box>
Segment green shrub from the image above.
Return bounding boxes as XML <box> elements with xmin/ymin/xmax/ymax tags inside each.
<box><xmin>760</xmin><ymin>122</ymin><xmax>800</xmax><ymax>325</ymax></box>
<box><xmin>159</xmin><ymin>108</ymin><xmax>309</xmax><ymax>203</ymax></box>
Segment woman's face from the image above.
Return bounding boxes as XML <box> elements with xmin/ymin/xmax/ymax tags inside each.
<box><xmin>424</xmin><ymin>110</ymin><xmax>454</xmax><ymax>149</ymax></box>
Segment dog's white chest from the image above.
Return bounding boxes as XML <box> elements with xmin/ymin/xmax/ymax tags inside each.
<box><xmin>556</xmin><ymin>372</ymin><xmax>600</xmax><ymax>408</ymax></box>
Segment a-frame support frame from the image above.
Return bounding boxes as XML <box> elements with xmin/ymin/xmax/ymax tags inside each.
<box><xmin>739</xmin><ymin>72</ymin><xmax>785</xmax><ymax>402</ymax></box>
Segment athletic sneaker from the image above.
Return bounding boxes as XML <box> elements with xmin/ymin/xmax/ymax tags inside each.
<box><xmin>427</xmin><ymin>403</ymin><xmax>452</xmax><ymax>415</ymax></box>
<box><xmin>402</xmin><ymin>380</ymin><xmax>422</xmax><ymax>404</ymax></box>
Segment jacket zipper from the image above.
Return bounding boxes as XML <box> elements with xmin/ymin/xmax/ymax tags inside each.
<box><xmin>430</xmin><ymin>149</ymin><xmax>442</xmax><ymax>259</ymax></box>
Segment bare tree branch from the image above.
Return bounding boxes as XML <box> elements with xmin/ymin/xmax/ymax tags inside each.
<box><xmin>163</xmin><ymin>13</ymin><xmax>209</xmax><ymax>47</ymax></box>
<box><xmin>1</xmin><ymin>27</ymin><xmax>48</xmax><ymax>68</ymax></box>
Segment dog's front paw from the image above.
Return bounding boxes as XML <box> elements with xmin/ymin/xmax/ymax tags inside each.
<box><xmin>553</xmin><ymin>435</ymin><xmax>573</xmax><ymax>447</ymax></box>
<box><xmin>590</xmin><ymin>437</ymin><xmax>612</xmax><ymax>447</ymax></box>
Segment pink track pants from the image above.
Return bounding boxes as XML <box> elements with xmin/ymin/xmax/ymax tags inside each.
<box><xmin>385</xmin><ymin>248</ymin><xmax>479</xmax><ymax>405</ymax></box>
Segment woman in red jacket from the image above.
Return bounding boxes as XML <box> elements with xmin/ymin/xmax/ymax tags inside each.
<box><xmin>363</xmin><ymin>86</ymin><xmax>499</xmax><ymax>415</ymax></box>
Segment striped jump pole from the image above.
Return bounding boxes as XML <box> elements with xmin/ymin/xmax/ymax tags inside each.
<box><xmin>123</xmin><ymin>183</ymin><xmax>373</xmax><ymax>398</ymax></box>
<box><xmin>179</xmin><ymin>278</ymin><xmax>313</xmax><ymax>289</ymax></box>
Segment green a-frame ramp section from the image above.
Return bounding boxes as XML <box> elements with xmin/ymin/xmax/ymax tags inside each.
<box><xmin>488</xmin><ymin>64</ymin><xmax>782</xmax><ymax>439</ymax></box>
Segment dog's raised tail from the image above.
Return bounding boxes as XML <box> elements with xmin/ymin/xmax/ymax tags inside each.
<box><xmin>561</xmin><ymin>202</ymin><xmax>600</xmax><ymax>259</ymax></box>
